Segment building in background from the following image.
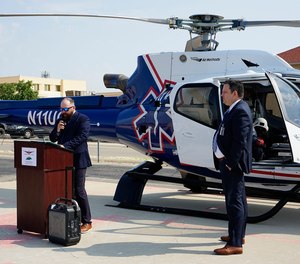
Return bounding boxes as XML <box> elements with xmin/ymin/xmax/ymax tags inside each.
<box><xmin>0</xmin><ymin>75</ymin><xmax>87</xmax><ymax>98</ymax></box>
<box><xmin>278</xmin><ymin>46</ymin><xmax>300</xmax><ymax>70</ymax></box>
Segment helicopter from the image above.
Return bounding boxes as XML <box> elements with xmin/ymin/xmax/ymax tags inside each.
<box><xmin>1</xmin><ymin>13</ymin><xmax>300</xmax><ymax>223</ymax></box>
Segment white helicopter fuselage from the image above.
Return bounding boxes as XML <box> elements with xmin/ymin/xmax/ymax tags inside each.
<box><xmin>139</xmin><ymin>49</ymin><xmax>300</xmax><ymax>183</ymax></box>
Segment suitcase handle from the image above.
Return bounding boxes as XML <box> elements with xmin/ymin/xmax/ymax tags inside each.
<box><xmin>54</xmin><ymin>197</ymin><xmax>79</xmax><ymax>208</ymax></box>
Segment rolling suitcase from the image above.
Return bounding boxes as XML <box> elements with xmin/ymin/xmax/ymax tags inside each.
<box><xmin>47</xmin><ymin>167</ymin><xmax>81</xmax><ymax>246</ymax></box>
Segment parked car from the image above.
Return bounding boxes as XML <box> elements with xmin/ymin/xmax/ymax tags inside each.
<box><xmin>0</xmin><ymin>123</ymin><xmax>49</xmax><ymax>139</ymax></box>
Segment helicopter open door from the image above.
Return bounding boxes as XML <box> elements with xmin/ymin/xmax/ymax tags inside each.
<box><xmin>266</xmin><ymin>72</ymin><xmax>300</xmax><ymax>163</ymax></box>
<box><xmin>170</xmin><ymin>81</ymin><xmax>222</xmax><ymax>168</ymax></box>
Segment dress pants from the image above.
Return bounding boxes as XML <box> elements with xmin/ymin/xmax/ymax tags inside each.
<box><xmin>74</xmin><ymin>168</ymin><xmax>92</xmax><ymax>224</ymax></box>
<box><xmin>220</xmin><ymin>159</ymin><xmax>247</xmax><ymax>247</ymax></box>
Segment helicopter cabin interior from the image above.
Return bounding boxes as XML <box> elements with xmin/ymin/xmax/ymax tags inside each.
<box><xmin>174</xmin><ymin>77</ymin><xmax>300</xmax><ymax>164</ymax></box>
<box><xmin>243</xmin><ymin>81</ymin><xmax>291</xmax><ymax>162</ymax></box>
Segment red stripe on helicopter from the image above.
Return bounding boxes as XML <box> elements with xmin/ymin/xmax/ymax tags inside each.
<box><xmin>145</xmin><ymin>54</ymin><xmax>164</xmax><ymax>88</ymax></box>
<box><xmin>251</xmin><ymin>169</ymin><xmax>300</xmax><ymax>178</ymax></box>
<box><xmin>179</xmin><ymin>162</ymin><xmax>300</xmax><ymax>179</ymax></box>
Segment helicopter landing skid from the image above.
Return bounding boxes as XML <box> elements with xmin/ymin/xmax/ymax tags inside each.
<box><xmin>110</xmin><ymin>161</ymin><xmax>300</xmax><ymax>223</ymax></box>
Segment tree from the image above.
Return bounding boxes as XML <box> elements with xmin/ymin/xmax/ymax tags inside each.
<box><xmin>0</xmin><ymin>83</ymin><xmax>15</xmax><ymax>100</ymax></box>
<box><xmin>0</xmin><ymin>80</ymin><xmax>38</xmax><ymax>100</ymax></box>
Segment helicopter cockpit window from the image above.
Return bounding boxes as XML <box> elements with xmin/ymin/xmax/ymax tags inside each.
<box><xmin>174</xmin><ymin>84</ymin><xmax>220</xmax><ymax>128</ymax></box>
<box><xmin>273</xmin><ymin>76</ymin><xmax>300</xmax><ymax>127</ymax></box>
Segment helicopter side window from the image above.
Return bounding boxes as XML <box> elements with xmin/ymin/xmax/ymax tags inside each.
<box><xmin>273</xmin><ymin>77</ymin><xmax>300</xmax><ymax>126</ymax></box>
<box><xmin>174</xmin><ymin>84</ymin><xmax>220</xmax><ymax>128</ymax></box>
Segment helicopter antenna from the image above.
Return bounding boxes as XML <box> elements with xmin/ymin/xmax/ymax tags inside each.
<box><xmin>1</xmin><ymin>13</ymin><xmax>300</xmax><ymax>51</ymax></box>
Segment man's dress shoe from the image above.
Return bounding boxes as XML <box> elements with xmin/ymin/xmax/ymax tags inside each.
<box><xmin>214</xmin><ymin>245</ymin><xmax>243</xmax><ymax>255</ymax></box>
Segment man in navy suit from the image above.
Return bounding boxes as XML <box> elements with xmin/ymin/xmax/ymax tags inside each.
<box><xmin>50</xmin><ymin>97</ymin><xmax>92</xmax><ymax>233</ymax></box>
<box><xmin>213</xmin><ymin>80</ymin><xmax>252</xmax><ymax>255</ymax></box>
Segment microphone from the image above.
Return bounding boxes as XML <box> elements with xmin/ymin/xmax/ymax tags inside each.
<box><xmin>58</xmin><ymin>118</ymin><xmax>67</xmax><ymax>131</ymax></box>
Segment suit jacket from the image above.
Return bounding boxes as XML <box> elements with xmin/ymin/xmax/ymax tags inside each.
<box><xmin>214</xmin><ymin>100</ymin><xmax>252</xmax><ymax>174</ymax></box>
<box><xmin>49</xmin><ymin>111</ymin><xmax>92</xmax><ymax>169</ymax></box>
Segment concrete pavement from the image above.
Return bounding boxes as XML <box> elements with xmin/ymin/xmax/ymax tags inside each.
<box><xmin>0</xmin><ymin>140</ymin><xmax>300</xmax><ymax>263</ymax></box>
<box><xmin>1</xmin><ymin>176</ymin><xmax>300</xmax><ymax>263</ymax></box>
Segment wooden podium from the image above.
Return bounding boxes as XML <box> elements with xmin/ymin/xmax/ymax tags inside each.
<box><xmin>14</xmin><ymin>140</ymin><xmax>74</xmax><ymax>235</ymax></box>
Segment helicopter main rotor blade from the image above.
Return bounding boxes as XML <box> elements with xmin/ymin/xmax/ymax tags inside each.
<box><xmin>233</xmin><ymin>20</ymin><xmax>300</xmax><ymax>30</ymax></box>
<box><xmin>2</xmin><ymin>13</ymin><xmax>300</xmax><ymax>51</ymax></box>
<box><xmin>2</xmin><ymin>13</ymin><xmax>300</xmax><ymax>30</ymax></box>
<box><xmin>0</xmin><ymin>13</ymin><xmax>170</xmax><ymax>25</ymax></box>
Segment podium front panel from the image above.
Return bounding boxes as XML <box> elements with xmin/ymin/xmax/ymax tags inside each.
<box><xmin>14</xmin><ymin>141</ymin><xmax>74</xmax><ymax>235</ymax></box>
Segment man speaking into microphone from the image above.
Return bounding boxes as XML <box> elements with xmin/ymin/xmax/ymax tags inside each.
<box><xmin>49</xmin><ymin>97</ymin><xmax>93</xmax><ymax>233</ymax></box>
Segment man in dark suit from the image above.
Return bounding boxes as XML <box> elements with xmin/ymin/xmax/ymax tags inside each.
<box><xmin>213</xmin><ymin>80</ymin><xmax>252</xmax><ymax>255</ymax></box>
<box><xmin>50</xmin><ymin>97</ymin><xmax>92</xmax><ymax>233</ymax></box>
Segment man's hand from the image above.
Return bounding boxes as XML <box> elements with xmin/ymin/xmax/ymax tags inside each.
<box><xmin>57</xmin><ymin>120</ymin><xmax>66</xmax><ymax>133</ymax></box>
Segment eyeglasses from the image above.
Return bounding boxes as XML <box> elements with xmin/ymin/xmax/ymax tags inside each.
<box><xmin>60</xmin><ymin>106</ymin><xmax>73</xmax><ymax>112</ymax></box>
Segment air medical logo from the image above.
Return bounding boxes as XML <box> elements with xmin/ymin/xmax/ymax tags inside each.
<box><xmin>133</xmin><ymin>87</ymin><xmax>175</xmax><ymax>153</ymax></box>
<box><xmin>132</xmin><ymin>54</ymin><xmax>176</xmax><ymax>152</ymax></box>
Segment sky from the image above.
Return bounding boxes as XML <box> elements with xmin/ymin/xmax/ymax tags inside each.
<box><xmin>1</xmin><ymin>0</ymin><xmax>300</xmax><ymax>93</ymax></box>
